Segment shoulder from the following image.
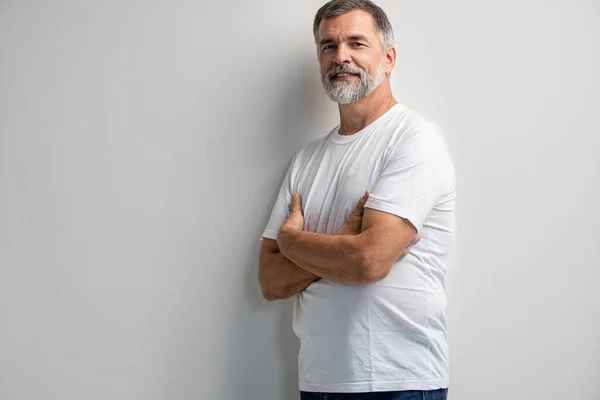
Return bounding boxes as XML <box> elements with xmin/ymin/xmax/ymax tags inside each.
<box><xmin>388</xmin><ymin>104</ymin><xmax>451</xmax><ymax>157</ymax></box>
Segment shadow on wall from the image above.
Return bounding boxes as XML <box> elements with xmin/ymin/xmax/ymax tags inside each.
<box><xmin>227</xmin><ymin>55</ymin><xmax>331</xmax><ymax>399</ymax></box>
<box><xmin>154</xmin><ymin>48</ymin><xmax>331</xmax><ymax>399</ymax></box>
<box><xmin>209</xmin><ymin>52</ymin><xmax>330</xmax><ymax>399</ymax></box>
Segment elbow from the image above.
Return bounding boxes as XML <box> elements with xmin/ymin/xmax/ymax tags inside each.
<box><xmin>259</xmin><ymin>282</ymin><xmax>281</xmax><ymax>302</ymax></box>
<box><xmin>361</xmin><ymin>263</ymin><xmax>390</xmax><ymax>283</ymax></box>
<box><xmin>261</xmin><ymin>289</ymin><xmax>280</xmax><ymax>302</ymax></box>
<box><xmin>258</xmin><ymin>272</ymin><xmax>283</xmax><ymax>302</ymax></box>
<box><xmin>259</xmin><ymin>278</ymin><xmax>279</xmax><ymax>302</ymax></box>
<box><xmin>358</xmin><ymin>251</ymin><xmax>391</xmax><ymax>284</ymax></box>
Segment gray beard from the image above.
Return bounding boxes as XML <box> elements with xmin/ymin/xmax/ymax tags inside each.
<box><xmin>321</xmin><ymin>58</ymin><xmax>386</xmax><ymax>104</ymax></box>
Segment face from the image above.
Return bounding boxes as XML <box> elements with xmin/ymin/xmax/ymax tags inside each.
<box><xmin>317</xmin><ymin>10</ymin><xmax>394</xmax><ymax>104</ymax></box>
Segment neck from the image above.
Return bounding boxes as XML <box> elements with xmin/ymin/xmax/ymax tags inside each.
<box><xmin>337</xmin><ymin>81</ymin><xmax>397</xmax><ymax>135</ymax></box>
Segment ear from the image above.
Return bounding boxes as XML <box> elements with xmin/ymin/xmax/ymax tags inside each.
<box><xmin>384</xmin><ymin>46</ymin><xmax>396</xmax><ymax>75</ymax></box>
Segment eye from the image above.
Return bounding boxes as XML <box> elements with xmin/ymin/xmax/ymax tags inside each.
<box><xmin>351</xmin><ymin>42</ymin><xmax>366</xmax><ymax>47</ymax></box>
<box><xmin>322</xmin><ymin>44</ymin><xmax>336</xmax><ymax>52</ymax></box>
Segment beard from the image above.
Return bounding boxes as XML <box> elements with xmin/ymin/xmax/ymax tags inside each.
<box><xmin>321</xmin><ymin>57</ymin><xmax>386</xmax><ymax>104</ymax></box>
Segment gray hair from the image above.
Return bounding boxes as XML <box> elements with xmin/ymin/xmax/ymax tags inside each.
<box><xmin>313</xmin><ymin>0</ymin><xmax>395</xmax><ymax>50</ymax></box>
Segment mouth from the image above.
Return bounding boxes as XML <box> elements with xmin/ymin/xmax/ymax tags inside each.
<box><xmin>332</xmin><ymin>72</ymin><xmax>360</xmax><ymax>80</ymax></box>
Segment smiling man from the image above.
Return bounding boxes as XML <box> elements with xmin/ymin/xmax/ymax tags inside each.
<box><xmin>258</xmin><ymin>1</ymin><xmax>455</xmax><ymax>399</ymax></box>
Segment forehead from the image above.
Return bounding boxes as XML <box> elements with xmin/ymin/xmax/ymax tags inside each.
<box><xmin>318</xmin><ymin>10</ymin><xmax>378</xmax><ymax>40</ymax></box>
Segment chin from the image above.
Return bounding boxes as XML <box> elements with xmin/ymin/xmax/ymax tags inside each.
<box><xmin>327</xmin><ymin>94</ymin><xmax>362</xmax><ymax>104</ymax></box>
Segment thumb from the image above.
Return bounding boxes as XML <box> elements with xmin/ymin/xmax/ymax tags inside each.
<box><xmin>354</xmin><ymin>190</ymin><xmax>371</xmax><ymax>214</ymax></box>
<box><xmin>410</xmin><ymin>234</ymin><xmax>421</xmax><ymax>245</ymax></box>
<box><xmin>290</xmin><ymin>193</ymin><xmax>303</xmax><ymax>214</ymax></box>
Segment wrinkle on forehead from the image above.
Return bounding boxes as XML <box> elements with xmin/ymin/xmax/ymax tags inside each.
<box><xmin>318</xmin><ymin>10</ymin><xmax>378</xmax><ymax>43</ymax></box>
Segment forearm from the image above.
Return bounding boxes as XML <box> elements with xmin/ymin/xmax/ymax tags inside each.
<box><xmin>277</xmin><ymin>227</ymin><xmax>372</xmax><ymax>284</ymax></box>
<box><xmin>259</xmin><ymin>250</ymin><xmax>320</xmax><ymax>301</ymax></box>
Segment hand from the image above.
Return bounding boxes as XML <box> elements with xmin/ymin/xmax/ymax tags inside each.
<box><xmin>398</xmin><ymin>234</ymin><xmax>421</xmax><ymax>260</ymax></box>
<box><xmin>277</xmin><ymin>193</ymin><xmax>305</xmax><ymax>253</ymax></box>
<box><xmin>336</xmin><ymin>189</ymin><xmax>421</xmax><ymax>260</ymax></box>
<box><xmin>335</xmin><ymin>190</ymin><xmax>371</xmax><ymax>236</ymax></box>
<box><xmin>282</xmin><ymin>193</ymin><xmax>305</xmax><ymax>232</ymax></box>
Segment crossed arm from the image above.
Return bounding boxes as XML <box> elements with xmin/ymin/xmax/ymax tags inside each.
<box><xmin>258</xmin><ymin>191</ymin><xmax>419</xmax><ymax>301</ymax></box>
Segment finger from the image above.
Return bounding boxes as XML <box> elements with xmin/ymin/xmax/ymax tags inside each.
<box><xmin>410</xmin><ymin>235</ymin><xmax>421</xmax><ymax>245</ymax></box>
<box><xmin>400</xmin><ymin>247</ymin><xmax>410</xmax><ymax>258</ymax></box>
<box><xmin>354</xmin><ymin>190</ymin><xmax>371</xmax><ymax>214</ymax></box>
<box><xmin>290</xmin><ymin>193</ymin><xmax>303</xmax><ymax>214</ymax></box>
<box><xmin>361</xmin><ymin>190</ymin><xmax>371</xmax><ymax>205</ymax></box>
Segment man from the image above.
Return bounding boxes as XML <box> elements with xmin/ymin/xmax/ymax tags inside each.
<box><xmin>259</xmin><ymin>1</ymin><xmax>455</xmax><ymax>399</ymax></box>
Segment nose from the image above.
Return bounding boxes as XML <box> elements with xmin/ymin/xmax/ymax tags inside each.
<box><xmin>333</xmin><ymin>44</ymin><xmax>351</xmax><ymax>65</ymax></box>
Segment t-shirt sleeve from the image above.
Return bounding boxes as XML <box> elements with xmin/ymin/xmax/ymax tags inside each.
<box><xmin>260</xmin><ymin>155</ymin><xmax>297</xmax><ymax>242</ymax></box>
<box><xmin>364</xmin><ymin>127</ymin><xmax>453</xmax><ymax>232</ymax></box>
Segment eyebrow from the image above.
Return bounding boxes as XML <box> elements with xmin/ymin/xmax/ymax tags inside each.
<box><xmin>319</xmin><ymin>34</ymin><xmax>371</xmax><ymax>46</ymax></box>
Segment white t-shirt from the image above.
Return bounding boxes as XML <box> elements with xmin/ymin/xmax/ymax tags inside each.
<box><xmin>261</xmin><ymin>103</ymin><xmax>456</xmax><ymax>393</ymax></box>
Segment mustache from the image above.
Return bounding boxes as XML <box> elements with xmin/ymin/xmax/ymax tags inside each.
<box><xmin>325</xmin><ymin>65</ymin><xmax>365</xmax><ymax>81</ymax></box>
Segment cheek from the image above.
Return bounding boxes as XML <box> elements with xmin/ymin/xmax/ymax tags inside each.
<box><xmin>355</xmin><ymin>53</ymin><xmax>380</xmax><ymax>73</ymax></box>
<box><xmin>320</xmin><ymin>54</ymin><xmax>337</xmax><ymax>72</ymax></box>
<box><xmin>354</xmin><ymin>59</ymin><xmax>371</xmax><ymax>72</ymax></box>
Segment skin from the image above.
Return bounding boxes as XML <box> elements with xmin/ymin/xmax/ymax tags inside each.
<box><xmin>318</xmin><ymin>10</ymin><xmax>397</xmax><ymax>134</ymax></box>
<box><xmin>259</xmin><ymin>10</ymin><xmax>420</xmax><ymax>300</ymax></box>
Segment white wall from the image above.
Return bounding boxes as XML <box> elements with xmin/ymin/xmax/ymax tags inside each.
<box><xmin>1</xmin><ymin>0</ymin><xmax>598</xmax><ymax>399</ymax></box>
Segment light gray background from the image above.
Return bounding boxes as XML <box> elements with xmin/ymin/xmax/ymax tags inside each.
<box><xmin>1</xmin><ymin>0</ymin><xmax>599</xmax><ymax>399</ymax></box>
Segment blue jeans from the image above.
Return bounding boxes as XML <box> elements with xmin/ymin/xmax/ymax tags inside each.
<box><xmin>300</xmin><ymin>389</ymin><xmax>448</xmax><ymax>400</ymax></box>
